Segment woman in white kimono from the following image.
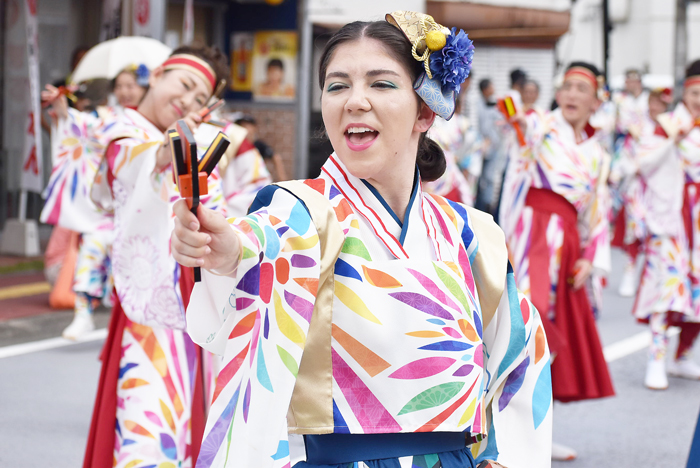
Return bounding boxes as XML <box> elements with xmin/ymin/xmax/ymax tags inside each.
<box><xmin>41</xmin><ymin>65</ymin><xmax>150</xmax><ymax>340</ymax></box>
<box><xmin>499</xmin><ymin>62</ymin><xmax>614</xmax><ymax>461</ymax></box>
<box><xmin>173</xmin><ymin>13</ymin><xmax>552</xmax><ymax>468</ymax></box>
<box><xmin>81</xmin><ymin>45</ymin><xmax>230</xmax><ymax>468</ymax></box>
<box><xmin>632</xmin><ymin>61</ymin><xmax>700</xmax><ymax>389</ymax></box>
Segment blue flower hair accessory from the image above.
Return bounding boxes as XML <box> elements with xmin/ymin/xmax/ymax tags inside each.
<box><xmin>386</xmin><ymin>11</ymin><xmax>474</xmax><ymax>120</ymax></box>
<box><xmin>135</xmin><ymin>64</ymin><xmax>150</xmax><ymax>87</ymax></box>
<box><xmin>430</xmin><ymin>28</ymin><xmax>474</xmax><ymax>94</ymax></box>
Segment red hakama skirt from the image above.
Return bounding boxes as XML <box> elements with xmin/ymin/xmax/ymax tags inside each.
<box><xmin>82</xmin><ymin>267</ymin><xmax>206</xmax><ymax>467</ymax></box>
<box><xmin>525</xmin><ymin>187</ymin><xmax>615</xmax><ymax>402</ymax></box>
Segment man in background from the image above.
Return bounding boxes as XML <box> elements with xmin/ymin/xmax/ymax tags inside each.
<box><xmin>235</xmin><ymin>115</ymin><xmax>288</xmax><ymax>182</ymax></box>
<box><xmin>475</xmin><ymin>77</ymin><xmax>508</xmax><ymax>218</ymax></box>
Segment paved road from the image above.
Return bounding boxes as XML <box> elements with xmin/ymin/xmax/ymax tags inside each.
<box><xmin>0</xmin><ymin>250</ymin><xmax>699</xmax><ymax>467</ymax></box>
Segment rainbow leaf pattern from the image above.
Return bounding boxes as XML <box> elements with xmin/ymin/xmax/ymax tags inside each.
<box><xmin>189</xmin><ymin>154</ymin><xmax>552</xmax><ymax>467</ymax></box>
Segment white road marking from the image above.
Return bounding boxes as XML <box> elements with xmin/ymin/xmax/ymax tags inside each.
<box><xmin>604</xmin><ymin>328</ymin><xmax>680</xmax><ymax>362</ymax></box>
<box><xmin>0</xmin><ymin>328</ymin><xmax>107</xmax><ymax>359</ymax></box>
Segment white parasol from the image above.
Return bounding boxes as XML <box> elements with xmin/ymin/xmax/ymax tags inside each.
<box><xmin>70</xmin><ymin>36</ymin><xmax>172</xmax><ymax>84</ymax></box>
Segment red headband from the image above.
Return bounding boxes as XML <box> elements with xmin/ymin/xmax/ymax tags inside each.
<box><xmin>685</xmin><ymin>76</ymin><xmax>700</xmax><ymax>88</ymax></box>
<box><xmin>564</xmin><ymin>66</ymin><xmax>598</xmax><ymax>90</ymax></box>
<box><xmin>162</xmin><ymin>54</ymin><xmax>216</xmax><ymax>94</ymax></box>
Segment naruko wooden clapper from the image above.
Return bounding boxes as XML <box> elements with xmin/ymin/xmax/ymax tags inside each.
<box><xmin>168</xmin><ymin>119</ymin><xmax>231</xmax><ymax>282</ymax></box>
<box><xmin>497</xmin><ymin>96</ymin><xmax>526</xmax><ymax>147</ymax></box>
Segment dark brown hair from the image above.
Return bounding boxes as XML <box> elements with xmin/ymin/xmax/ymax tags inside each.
<box><xmin>687</xmin><ymin>59</ymin><xmax>700</xmax><ymax>79</ymax></box>
<box><xmin>568</xmin><ymin>61</ymin><xmax>602</xmax><ymax>78</ymax></box>
<box><xmin>170</xmin><ymin>44</ymin><xmax>229</xmax><ymax>97</ymax></box>
<box><xmin>318</xmin><ymin>21</ymin><xmax>446</xmax><ymax>182</ymax></box>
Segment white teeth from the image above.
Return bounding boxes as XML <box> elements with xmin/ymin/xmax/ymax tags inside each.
<box><xmin>347</xmin><ymin>127</ymin><xmax>374</xmax><ymax>134</ymax></box>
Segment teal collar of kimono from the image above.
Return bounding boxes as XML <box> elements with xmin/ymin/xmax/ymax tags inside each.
<box><xmin>321</xmin><ymin>154</ymin><xmax>441</xmax><ymax>259</ymax></box>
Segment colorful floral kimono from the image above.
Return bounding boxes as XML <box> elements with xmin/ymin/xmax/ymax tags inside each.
<box><xmin>630</xmin><ymin>111</ymin><xmax>691</xmax><ymax>321</ymax></box>
<box><xmin>674</xmin><ymin>104</ymin><xmax>700</xmax><ymax>320</ymax></box>
<box><xmin>187</xmin><ymin>153</ymin><xmax>552</xmax><ymax>468</ymax></box>
<box><xmin>500</xmin><ymin>108</ymin><xmax>614</xmax><ymax>403</ymax></box>
<box><xmin>83</xmin><ymin>108</ymin><xmax>226</xmax><ymax>468</ymax></box>
<box><xmin>609</xmin><ymin>129</ymin><xmax>647</xmax><ymax>260</ymax></box>
<box><xmin>425</xmin><ymin>114</ymin><xmax>483</xmax><ymax>205</ymax></box>
<box><xmin>590</xmin><ymin>99</ymin><xmax>617</xmax><ymax>155</ymax></box>
<box><xmin>41</xmin><ymin>107</ymin><xmax>122</xmax><ymax>299</ymax></box>
<box><xmin>615</xmin><ymin>90</ymin><xmax>649</xmax><ymax>138</ymax></box>
<box><xmin>195</xmin><ymin>122</ymin><xmax>272</xmax><ymax>217</ymax></box>
<box><xmin>609</xmin><ymin>91</ymin><xmax>650</xmax><ymax>235</ymax></box>
<box><xmin>41</xmin><ymin>106</ymin><xmax>120</xmax><ymax>232</ymax></box>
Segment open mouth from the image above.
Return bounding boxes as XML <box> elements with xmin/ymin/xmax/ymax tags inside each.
<box><xmin>345</xmin><ymin>126</ymin><xmax>379</xmax><ymax>150</ymax></box>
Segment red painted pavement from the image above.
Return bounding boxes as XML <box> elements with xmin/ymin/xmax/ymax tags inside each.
<box><xmin>0</xmin><ymin>271</ymin><xmax>61</xmax><ymax>322</ymax></box>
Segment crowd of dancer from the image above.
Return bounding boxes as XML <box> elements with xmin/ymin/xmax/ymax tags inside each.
<box><xmin>420</xmin><ymin>57</ymin><xmax>700</xmax><ymax>464</ymax></box>
<box><xmin>36</xmin><ymin>8</ymin><xmax>700</xmax><ymax>468</ymax></box>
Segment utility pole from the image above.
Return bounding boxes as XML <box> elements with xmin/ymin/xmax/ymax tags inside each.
<box><xmin>295</xmin><ymin>0</ymin><xmax>312</xmax><ymax>179</ymax></box>
<box><xmin>602</xmin><ymin>0</ymin><xmax>611</xmax><ymax>82</ymax></box>
<box><xmin>674</xmin><ymin>0</ymin><xmax>688</xmax><ymax>101</ymax></box>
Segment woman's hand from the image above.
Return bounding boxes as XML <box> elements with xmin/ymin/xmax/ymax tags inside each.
<box><xmin>171</xmin><ymin>200</ymin><xmax>242</xmax><ymax>275</ymax></box>
<box><xmin>155</xmin><ymin>111</ymin><xmax>203</xmax><ymax>171</ymax></box>
<box><xmin>509</xmin><ymin>111</ymin><xmax>528</xmax><ymax>132</ymax></box>
<box><xmin>571</xmin><ymin>258</ymin><xmax>593</xmax><ymax>290</ymax></box>
<box><xmin>676</xmin><ymin>129</ymin><xmax>689</xmax><ymax>146</ymax></box>
<box><xmin>41</xmin><ymin>84</ymin><xmax>68</xmax><ymax>120</ymax></box>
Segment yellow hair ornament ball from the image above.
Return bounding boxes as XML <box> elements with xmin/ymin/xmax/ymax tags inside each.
<box><xmin>425</xmin><ymin>30</ymin><xmax>446</xmax><ymax>51</ymax></box>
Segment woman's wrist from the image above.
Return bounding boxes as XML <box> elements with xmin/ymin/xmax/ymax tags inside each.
<box><xmin>154</xmin><ymin>144</ymin><xmax>171</xmax><ymax>172</ymax></box>
<box><xmin>209</xmin><ymin>229</ymin><xmax>244</xmax><ymax>277</ymax></box>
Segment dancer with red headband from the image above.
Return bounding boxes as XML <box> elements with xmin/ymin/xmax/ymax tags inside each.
<box><xmin>500</xmin><ymin>61</ymin><xmax>615</xmax><ymax>461</ymax></box>
<box><xmin>41</xmin><ymin>65</ymin><xmax>151</xmax><ymax>340</ymax></box>
<box><xmin>609</xmin><ymin>87</ymin><xmax>673</xmax><ymax>302</ymax></box>
<box><xmin>629</xmin><ymin>60</ymin><xmax>700</xmax><ymax>390</ymax></box>
<box><xmin>610</xmin><ymin>69</ymin><xmax>651</xmax><ymax>297</ymax></box>
<box><xmin>80</xmin><ymin>45</ymin><xmax>230</xmax><ymax>468</ymax></box>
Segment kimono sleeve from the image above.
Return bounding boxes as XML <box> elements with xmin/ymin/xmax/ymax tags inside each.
<box><xmin>635</xmin><ymin>130</ymin><xmax>675</xmax><ymax>177</ymax></box>
<box><xmin>580</xmin><ymin>150</ymin><xmax>612</xmax><ymax>275</ymax></box>
<box><xmin>188</xmin><ymin>185</ymin><xmax>321</xmax><ymax>468</ymax></box>
<box><xmin>222</xmin><ymin>139</ymin><xmax>272</xmax><ymax>217</ymax></box>
<box><xmin>634</xmin><ymin>128</ymin><xmax>685</xmax><ymax>237</ymax></box>
<box><xmin>499</xmin><ymin>111</ymin><xmax>547</xmax><ymax>240</ymax></box>
<box><xmin>41</xmin><ymin>108</ymin><xmax>108</xmax><ymax>231</ymax></box>
<box><xmin>201</xmin><ymin>166</ymin><xmax>227</xmax><ymax>215</ymax></box>
<box><xmin>474</xmin><ymin>266</ymin><xmax>553</xmax><ymax>468</ymax></box>
<box><xmin>523</xmin><ymin>109</ymin><xmax>551</xmax><ymax>151</ymax></box>
<box><xmin>608</xmin><ymin>134</ymin><xmax>636</xmax><ymax>187</ymax></box>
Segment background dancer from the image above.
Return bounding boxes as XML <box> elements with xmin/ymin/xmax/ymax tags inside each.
<box><xmin>632</xmin><ymin>60</ymin><xmax>700</xmax><ymax>390</ymax></box>
<box><xmin>612</xmin><ymin>69</ymin><xmax>650</xmax><ymax>295</ymax></box>
<box><xmin>41</xmin><ymin>67</ymin><xmax>149</xmax><ymax>339</ymax></box>
<box><xmin>80</xmin><ymin>45</ymin><xmax>230</xmax><ymax>468</ymax></box>
<box><xmin>500</xmin><ymin>61</ymin><xmax>615</xmax><ymax>461</ymax></box>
